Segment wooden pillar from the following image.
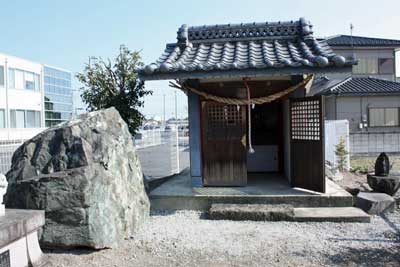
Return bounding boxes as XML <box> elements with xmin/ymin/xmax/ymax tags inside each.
<box><xmin>188</xmin><ymin>91</ymin><xmax>202</xmax><ymax>186</ymax></box>
<box><xmin>282</xmin><ymin>99</ymin><xmax>291</xmax><ymax>183</ymax></box>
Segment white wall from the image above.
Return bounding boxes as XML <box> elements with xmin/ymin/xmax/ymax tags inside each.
<box><xmin>7</xmin><ymin>89</ymin><xmax>42</xmax><ymax>111</ymax></box>
<box><xmin>325</xmin><ymin>120</ymin><xmax>350</xmax><ymax>170</ymax></box>
<box><xmin>0</xmin><ymin>128</ymin><xmax>44</xmax><ymax>141</ymax></box>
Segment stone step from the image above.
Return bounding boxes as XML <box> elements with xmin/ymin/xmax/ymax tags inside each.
<box><xmin>293</xmin><ymin>207</ymin><xmax>371</xmax><ymax>223</ymax></box>
<box><xmin>208</xmin><ymin>204</ymin><xmax>370</xmax><ymax>223</ymax></box>
<box><xmin>209</xmin><ymin>204</ymin><xmax>294</xmax><ymax>221</ymax></box>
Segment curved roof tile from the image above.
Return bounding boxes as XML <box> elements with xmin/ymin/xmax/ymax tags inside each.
<box><xmin>140</xmin><ymin>18</ymin><xmax>356</xmax><ymax>80</ymax></box>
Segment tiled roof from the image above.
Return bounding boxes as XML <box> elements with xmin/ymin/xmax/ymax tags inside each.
<box><xmin>326</xmin><ymin>35</ymin><xmax>400</xmax><ymax>47</ymax></box>
<box><xmin>139</xmin><ymin>18</ymin><xmax>355</xmax><ymax>80</ymax></box>
<box><xmin>312</xmin><ymin>77</ymin><xmax>400</xmax><ymax>96</ymax></box>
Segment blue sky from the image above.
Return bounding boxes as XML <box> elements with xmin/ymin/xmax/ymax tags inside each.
<box><xmin>1</xmin><ymin>0</ymin><xmax>399</xmax><ymax>119</ymax></box>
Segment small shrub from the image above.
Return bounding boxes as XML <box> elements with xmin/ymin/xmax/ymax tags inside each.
<box><xmin>335</xmin><ymin>137</ymin><xmax>348</xmax><ymax>172</ymax></box>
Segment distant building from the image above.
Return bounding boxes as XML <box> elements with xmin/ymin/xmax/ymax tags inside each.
<box><xmin>325</xmin><ymin>35</ymin><xmax>400</xmax><ymax>81</ymax></box>
<box><xmin>0</xmin><ymin>53</ymin><xmax>44</xmax><ymax>140</ymax></box>
<box><xmin>310</xmin><ymin>35</ymin><xmax>400</xmax><ymax>154</ymax></box>
<box><xmin>0</xmin><ymin>53</ymin><xmax>73</xmax><ymax>141</ymax></box>
<box><xmin>43</xmin><ymin>66</ymin><xmax>73</xmax><ymax>127</ymax></box>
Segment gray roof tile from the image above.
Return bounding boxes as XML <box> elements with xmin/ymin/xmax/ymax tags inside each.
<box><xmin>140</xmin><ymin>18</ymin><xmax>356</xmax><ymax>80</ymax></box>
<box><xmin>327</xmin><ymin>35</ymin><xmax>400</xmax><ymax>47</ymax></box>
<box><xmin>312</xmin><ymin>77</ymin><xmax>400</xmax><ymax>96</ymax></box>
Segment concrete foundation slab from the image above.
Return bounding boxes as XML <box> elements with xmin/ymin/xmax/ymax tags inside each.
<box><xmin>149</xmin><ymin>170</ymin><xmax>353</xmax><ymax>211</ymax></box>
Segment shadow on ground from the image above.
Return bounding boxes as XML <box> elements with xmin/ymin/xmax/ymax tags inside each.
<box><xmin>43</xmin><ymin>247</ymin><xmax>104</xmax><ymax>255</ymax></box>
<box><xmin>323</xmin><ymin>211</ymin><xmax>400</xmax><ymax>266</ymax></box>
<box><xmin>324</xmin><ymin>246</ymin><xmax>400</xmax><ymax>267</ymax></box>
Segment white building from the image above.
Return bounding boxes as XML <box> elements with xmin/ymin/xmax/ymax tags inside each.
<box><xmin>0</xmin><ymin>53</ymin><xmax>45</xmax><ymax>141</ymax></box>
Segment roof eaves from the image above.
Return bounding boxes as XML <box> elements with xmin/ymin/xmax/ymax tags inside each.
<box><xmin>139</xmin><ymin>66</ymin><xmax>353</xmax><ymax>81</ymax></box>
<box><xmin>337</xmin><ymin>91</ymin><xmax>400</xmax><ymax>97</ymax></box>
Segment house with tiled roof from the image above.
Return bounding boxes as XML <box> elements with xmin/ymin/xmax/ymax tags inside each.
<box><xmin>311</xmin><ymin>34</ymin><xmax>400</xmax><ymax>154</ymax></box>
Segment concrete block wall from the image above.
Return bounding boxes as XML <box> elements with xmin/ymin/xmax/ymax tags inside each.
<box><xmin>350</xmin><ymin>132</ymin><xmax>400</xmax><ymax>154</ymax></box>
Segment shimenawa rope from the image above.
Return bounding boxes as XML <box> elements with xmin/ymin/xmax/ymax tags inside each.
<box><xmin>169</xmin><ymin>75</ymin><xmax>314</xmax><ymax>105</ymax></box>
<box><xmin>170</xmin><ymin>75</ymin><xmax>314</xmax><ymax>154</ymax></box>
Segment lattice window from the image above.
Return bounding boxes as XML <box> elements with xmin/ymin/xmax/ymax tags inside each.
<box><xmin>291</xmin><ymin>99</ymin><xmax>321</xmax><ymax>141</ymax></box>
<box><xmin>206</xmin><ymin>104</ymin><xmax>243</xmax><ymax>141</ymax></box>
<box><xmin>208</xmin><ymin>105</ymin><xmax>242</xmax><ymax>127</ymax></box>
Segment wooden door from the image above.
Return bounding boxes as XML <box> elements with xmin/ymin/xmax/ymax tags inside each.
<box><xmin>290</xmin><ymin>96</ymin><xmax>325</xmax><ymax>193</ymax></box>
<box><xmin>201</xmin><ymin>102</ymin><xmax>247</xmax><ymax>186</ymax></box>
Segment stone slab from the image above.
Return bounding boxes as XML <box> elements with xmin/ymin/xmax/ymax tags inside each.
<box><xmin>0</xmin><ymin>209</ymin><xmax>45</xmax><ymax>248</ymax></box>
<box><xmin>355</xmin><ymin>192</ymin><xmax>395</xmax><ymax>215</ymax></box>
<box><xmin>208</xmin><ymin>205</ymin><xmax>370</xmax><ymax>223</ymax></box>
<box><xmin>293</xmin><ymin>207</ymin><xmax>371</xmax><ymax>223</ymax></box>
<box><xmin>209</xmin><ymin>204</ymin><xmax>294</xmax><ymax>221</ymax></box>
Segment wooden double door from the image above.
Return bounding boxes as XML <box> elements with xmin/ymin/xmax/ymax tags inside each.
<box><xmin>201</xmin><ymin>96</ymin><xmax>325</xmax><ymax>193</ymax></box>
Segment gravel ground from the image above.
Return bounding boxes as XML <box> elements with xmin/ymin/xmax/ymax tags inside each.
<box><xmin>45</xmin><ymin>209</ymin><xmax>400</xmax><ymax>267</ymax></box>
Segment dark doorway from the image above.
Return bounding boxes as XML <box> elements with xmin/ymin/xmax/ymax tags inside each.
<box><xmin>247</xmin><ymin>100</ymin><xmax>283</xmax><ymax>173</ymax></box>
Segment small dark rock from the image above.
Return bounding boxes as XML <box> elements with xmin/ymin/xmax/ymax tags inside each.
<box><xmin>344</xmin><ymin>187</ymin><xmax>360</xmax><ymax>196</ymax></box>
<box><xmin>374</xmin><ymin>152</ymin><xmax>390</xmax><ymax>176</ymax></box>
<box><xmin>367</xmin><ymin>174</ymin><xmax>400</xmax><ymax>196</ymax></box>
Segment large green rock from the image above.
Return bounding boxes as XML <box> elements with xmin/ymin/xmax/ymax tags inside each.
<box><xmin>4</xmin><ymin>107</ymin><xmax>150</xmax><ymax>249</ymax></box>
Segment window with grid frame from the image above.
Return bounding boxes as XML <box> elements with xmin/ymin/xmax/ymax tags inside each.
<box><xmin>369</xmin><ymin>108</ymin><xmax>399</xmax><ymax>127</ymax></box>
<box><xmin>10</xmin><ymin>109</ymin><xmax>41</xmax><ymax>128</ymax></box>
<box><xmin>0</xmin><ymin>66</ymin><xmax>4</xmax><ymax>87</ymax></box>
<box><xmin>0</xmin><ymin>109</ymin><xmax>5</xmax><ymax>128</ymax></box>
<box><xmin>8</xmin><ymin>68</ymin><xmax>40</xmax><ymax>91</ymax></box>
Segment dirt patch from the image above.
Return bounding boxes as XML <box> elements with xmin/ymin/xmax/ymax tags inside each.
<box><xmin>350</xmin><ymin>154</ymin><xmax>400</xmax><ymax>174</ymax></box>
<box><xmin>337</xmin><ymin>171</ymin><xmax>372</xmax><ymax>192</ymax></box>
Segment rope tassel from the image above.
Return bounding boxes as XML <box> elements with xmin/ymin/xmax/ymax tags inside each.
<box><xmin>243</xmin><ymin>78</ymin><xmax>255</xmax><ymax>154</ymax></box>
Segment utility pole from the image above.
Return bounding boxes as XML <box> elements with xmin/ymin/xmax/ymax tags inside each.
<box><xmin>5</xmin><ymin>59</ymin><xmax>9</xmax><ymax>139</ymax></box>
<box><xmin>163</xmin><ymin>94</ymin><xmax>166</xmax><ymax>125</ymax></box>
<box><xmin>174</xmin><ymin>91</ymin><xmax>178</xmax><ymax>121</ymax></box>
<box><xmin>174</xmin><ymin>90</ymin><xmax>180</xmax><ymax>173</ymax></box>
<box><xmin>88</xmin><ymin>56</ymin><xmax>97</xmax><ymax>67</ymax></box>
<box><xmin>350</xmin><ymin>23</ymin><xmax>355</xmax><ymax>60</ymax></box>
